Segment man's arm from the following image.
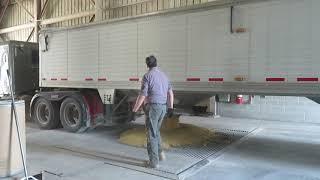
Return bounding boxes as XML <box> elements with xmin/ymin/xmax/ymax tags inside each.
<box><xmin>132</xmin><ymin>95</ymin><xmax>146</xmax><ymax>112</ymax></box>
<box><xmin>133</xmin><ymin>75</ymin><xmax>148</xmax><ymax>112</ymax></box>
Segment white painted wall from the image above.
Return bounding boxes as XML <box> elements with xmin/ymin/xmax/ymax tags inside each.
<box><xmin>218</xmin><ymin>96</ymin><xmax>320</xmax><ymax>124</ymax></box>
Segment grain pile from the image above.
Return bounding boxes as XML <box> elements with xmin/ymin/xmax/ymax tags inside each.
<box><xmin>119</xmin><ymin>116</ymin><xmax>215</xmax><ymax>149</ymax></box>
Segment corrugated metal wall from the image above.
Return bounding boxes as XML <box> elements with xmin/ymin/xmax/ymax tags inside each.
<box><xmin>1</xmin><ymin>0</ymin><xmax>35</xmax><ymax>41</ymax></box>
<box><xmin>0</xmin><ymin>0</ymin><xmax>209</xmax><ymax>42</ymax></box>
<box><xmin>41</xmin><ymin>0</ymin><xmax>94</xmax><ymax>27</ymax></box>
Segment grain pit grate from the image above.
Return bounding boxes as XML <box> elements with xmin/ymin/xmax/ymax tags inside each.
<box><xmin>168</xmin><ymin>128</ymin><xmax>249</xmax><ymax>159</ymax></box>
<box><xmin>164</xmin><ymin>128</ymin><xmax>250</xmax><ymax>166</ymax></box>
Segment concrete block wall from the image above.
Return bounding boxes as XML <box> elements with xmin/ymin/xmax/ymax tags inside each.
<box><xmin>217</xmin><ymin>96</ymin><xmax>320</xmax><ymax>124</ymax></box>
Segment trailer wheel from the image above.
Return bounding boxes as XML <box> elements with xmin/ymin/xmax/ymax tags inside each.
<box><xmin>33</xmin><ymin>98</ymin><xmax>60</xmax><ymax>129</ymax></box>
<box><xmin>60</xmin><ymin>97</ymin><xmax>86</xmax><ymax>132</ymax></box>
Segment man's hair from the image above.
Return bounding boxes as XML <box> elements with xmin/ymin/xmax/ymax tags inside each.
<box><xmin>146</xmin><ymin>55</ymin><xmax>157</xmax><ymax>68</ymax></box>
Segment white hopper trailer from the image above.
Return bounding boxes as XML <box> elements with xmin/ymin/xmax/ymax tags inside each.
<box><xmin>29</xmin><ymin>0</ymin><xmax>320</xmax><ymax>132</ymax></box>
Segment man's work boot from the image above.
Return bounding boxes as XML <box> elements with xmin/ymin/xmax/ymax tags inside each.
<box><xmin>159</xmin><ymin>152</ymin><xmax>166</xmax><ymax>161</ymax></box>
<box><xmin>144</xmin><ymin>161</ymin><xmax>159</xmax><ymax>169</ymax></box>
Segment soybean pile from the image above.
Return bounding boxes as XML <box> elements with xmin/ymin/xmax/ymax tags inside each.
<box><xmin>119</xmin><ymin>117</ymin><xmax>216</xmax><ymax>149</ymax></box>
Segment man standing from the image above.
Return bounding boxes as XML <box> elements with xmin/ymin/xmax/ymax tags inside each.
<box><xmin>132</xmin><ymin>55</ymin><xmax>174</xmax><ymax>168</ymax></box>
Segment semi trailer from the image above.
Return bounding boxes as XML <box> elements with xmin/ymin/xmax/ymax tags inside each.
<box><xmin>1</xmin><ymin>0</ymin><xmax>320</xmax><ymax>132</ymax></box>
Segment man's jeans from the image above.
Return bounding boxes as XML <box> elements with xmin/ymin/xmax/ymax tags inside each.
<box><xmin>144</xmin><ymin>103</ymin><xmax>167</xmax><ymax>166</ymax></box>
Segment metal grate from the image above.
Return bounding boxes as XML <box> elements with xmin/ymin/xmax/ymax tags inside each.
<box><xmin>169</xmin><ymin>128</ymin><xmax>249</xmax><ymax>159</ymax></box>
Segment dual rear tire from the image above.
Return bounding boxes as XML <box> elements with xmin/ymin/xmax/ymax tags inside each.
<box><xmin>33</xmin><ymin>98</ymin><xmax>60</xmax><ymax>129</ymax></box>
<box><xmin>33</xmin><ymin>97</ymin><xmax>86</xmax><ymax>132</ymax></box>
<box><xmin>60</xmin><ymin>97</ymin><xmax>85</xmax><ymax>132</ymax></box>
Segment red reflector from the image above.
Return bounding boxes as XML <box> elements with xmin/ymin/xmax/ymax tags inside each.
<box><xmin>61</xmin><ymin>78</ymin><xmax>68</xmax><ymax>81</ymax></box>
<box><xmin>208</xmin><ymin>78</ymin><xmax>224</xmax><ymax>82</ymax></box>
<box><xmin>98</xmin><ymin>78</ymin><xmax>107</xmax><ymax>81</ymax></box>
<box><xmin>187</xmin><ymin>78</ymin><xmax>200</xmax><ymax>82</ymax></box>
<box><xmin>297</xmin><ymin>78</ymin><xmax>318</xmax><ymax>82</ymax></box>
<box><xmin>51</xmin><ymin>78</ymin><xmax>57</xmax><ymax>81</ymax></box>
<box><xmin>129</xmin><ymin>78</ymin><xmax>139</xmax><ymax>81</ymax></box>
<box><xmin>85</xmin><ymin>78</ymin><xmax>93</xmax><ymax>81</ymax></box>
<box><xmin>266</xmin><ymin>78</ymin><xmax>285</xmax><ymax>82</ymax></box>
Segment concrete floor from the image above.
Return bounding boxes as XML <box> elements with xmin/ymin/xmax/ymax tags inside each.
<box><xmin>187</xmin><ymin>119</ymin><xmax>320</xmax><ymax>180</ymax></box>
<box><xmin>4</xmin><ymin>116</ymin><xmax>320</xmax><ymax>180</ymax></box>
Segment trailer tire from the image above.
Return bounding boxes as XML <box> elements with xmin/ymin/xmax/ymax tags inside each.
<box><xmin>33</xmin><ymin>98</ymin><xmax>60</xmax><ymax>129</ymax></box>
<box><xmin>60</xmin><ymin>97</ymin><xmax>86</xmax><ymax>132</ymax></box>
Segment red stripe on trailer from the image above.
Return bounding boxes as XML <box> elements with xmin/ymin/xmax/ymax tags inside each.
<box><xmin>61</xmin><ymin>78</ymin><xmax>68</xmax><ymax>81</ymax></box>
<box><xmin>85</xmin><ymin>78</ymin><xmax>93</xmax><ymax>81</ymax></box>
<box><xmin>266</xmin><ymin>78</ymin><xmax>285</xmax><ymax>82</ymax></box>
<box><xmin>297</xmin><ymin>78</ymin><xmax>318</xmax><ymax>82</ymax></box>
<box><xmin>129</xmin><ymin>78</ymin><xmax>139</xmax><ymax>81</ymax></box>
<box><xmin>51</xmin><ymin>78</ymin><xmax>57</xmax><ymax>81</ymax></box>
<box><xmin>187</xmin><ymin>78</ymin><xmax>201</xmax><ymax>82</ymax></box>
<box><xmin>98</xmin><ymin>78</ymin><xmax>107</xmax><ymax>81</ymax></box>
<box><xmin>208</xmin><ymin>78</ymin><xmax>224</xmax><ymax>82</ymax></box>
